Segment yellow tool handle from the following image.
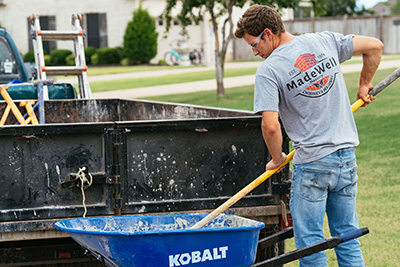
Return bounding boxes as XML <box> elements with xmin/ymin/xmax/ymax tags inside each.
<box><xmin>191</xmin><ymin>150</ymin><xmax>295</xmax><ymax>229</ymax></box>
<box><xmin>351</xmin><ymin>95</ymin><xmax>368</xmax><ymax>112</ymax></box>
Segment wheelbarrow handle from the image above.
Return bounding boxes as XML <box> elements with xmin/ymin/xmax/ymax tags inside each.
<box><xmin>341</xmin><ymin>227</ymin><xmax>369</xmax><ymax>242</ymax></box>
<box><xmin>253</xmin><ymin>227</ymin><xmax>369</xmax><ymax>267</ymax></box>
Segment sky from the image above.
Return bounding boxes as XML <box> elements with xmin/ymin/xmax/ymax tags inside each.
<box><xmin>356</xmin><ymin>0</ymin><xmax>385</xmax><ymax>9</ymax></box>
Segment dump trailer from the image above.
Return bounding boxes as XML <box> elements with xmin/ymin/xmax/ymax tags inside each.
<box><xmin>0</xmin><ymin>22</ymin><xmax>290</xmax><ymax>267</ymax></box>
<box><xmin>0</xmin><ymin>98</ymin><xmax>291</xmax><ymax>266</ymax></box>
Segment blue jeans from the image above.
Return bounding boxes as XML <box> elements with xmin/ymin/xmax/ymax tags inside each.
<box><xmin>290</xmin><ymin>147</ymin><xmax>364</xmax><ymax>267</ymax></box>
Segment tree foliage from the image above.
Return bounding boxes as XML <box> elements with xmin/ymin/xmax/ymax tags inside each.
<box><xmin>391</xmin><ymin>0</ymin><xmax>400</xmax><ymax>14</ymax></box>
<box><xmin>311</xmin><ymin>0</ymin><xmax>372</xmax><ymax>17</ymax></box>
<box><xmin>161</xmin><ymin>0</ymin><xmax>301</xmax><ymax>96</ymax></box>
<box><xmin>124</xmin><ymin>6</ymin><xmax>158</xmax><ymax>64</ymax></box>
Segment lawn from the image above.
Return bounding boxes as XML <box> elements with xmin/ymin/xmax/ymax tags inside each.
<box><xmin>88</xmin><ymin>67</ymin><xmax>257</xmax><ymax>92</ymax></box>
<box><xmin>86</xmin><ymin>64</ymin><xmax>201</xmax><ymax>76</ymax></box>
<box><xmin>144</xmin><ymin>68</ymin><xmax>400</xmax><ymax>266</ymax></box>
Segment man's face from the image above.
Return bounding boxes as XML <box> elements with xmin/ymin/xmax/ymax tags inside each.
<box><xmin>243</xmin><ymin>30</ymin><xmax>273</xmax><ymax>59</ymax></box>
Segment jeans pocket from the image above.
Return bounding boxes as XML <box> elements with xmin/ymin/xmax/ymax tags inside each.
<box><xmin>299</xmin><ymin>167</ymin><xmax>332</xmax><ymax>202</ymax></box>
<box><xmin>341</xmin><ymin>166</ymin><xmax>358</xmax><ymax>197</ymax></box>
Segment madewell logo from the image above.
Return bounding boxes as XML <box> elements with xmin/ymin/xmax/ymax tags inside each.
<box><xmin>286</xmin><ymin>53</ymin><xmax>338</xmax><ymax>98</ymax></box>
<box><xmin>169</xmin><ymin>246</ymin><xmax>228</xmax><ymax>266</ymax></box>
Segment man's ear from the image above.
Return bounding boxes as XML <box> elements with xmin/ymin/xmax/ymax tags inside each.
<box><xmin>264</xmin><ymin>28</ymin><xmax>273</xmax><ymax>40</ymax></box>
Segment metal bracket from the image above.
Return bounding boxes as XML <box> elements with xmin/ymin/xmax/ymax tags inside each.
<box><xmin>60</xmin><ymin>169</ymin><xmax>110</xmax><ymax>189</ymax></box>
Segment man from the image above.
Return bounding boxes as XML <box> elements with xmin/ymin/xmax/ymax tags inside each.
<box><xmin>234</xmin><ymin>5</ymin><xmax>383</xmax><ymax>267</ymax></box>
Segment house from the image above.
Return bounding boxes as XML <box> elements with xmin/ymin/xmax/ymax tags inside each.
<box><xmin>0</xmin><ymin>0</ymin><xmax>213</xmax><ymax>65</ymax></box>
<box><xmin>370</xmin><ymin>0</ymin><xmax>395</xmax><ymax>15</ymax></box>
<box><xmin>0</xmin><ymin>0</ymin><xmax>300</xmax><ymax>65</ymax></box>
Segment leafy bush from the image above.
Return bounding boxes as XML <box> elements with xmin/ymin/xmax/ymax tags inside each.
<box><xmin>44</xmin><ymin>55</ymin><xmax>51</xmax><ymax>66</ymax></box>
<box><xmin>116</xmin><ymin>46</ymin><xmax>124</xmax><ymax>60</ymax></box>
<box><xmin>84</xmin><ymin>46</ymin><xmax>97</xmax><ymax>65</ymax></box>
<box><xmin>66</xmin><ymin>54</ymin><xmax>76</xmax><ymax>66</ymax></box>
<box><xmin>91</xmin><ymin>53</ymin><xmax>99</xmax><ymax>65</ymax></box>
<box><xmin>123</xmin><ymin>5</ymin><xmax>158</xmax><ymax>64</ymax></box>
<box><xmin>158</xmin><ymin>59</ymin><xmax>167</xmax><ymax>65</ymax></box>
<box><xmin>120</xmin><ymin>58</ymin><xmax>130</xmax><ymax>66</ymax></box>
<box><xmin>23</xmin><ymin>50</ymin><xmax>35</xmax><ymax>62</ymax></box>
<box><xmin>93</xmin><ymin>47</ymin><xmax>121</xmax><ymax>65</ymax></box>
<box><xmin>49</xmin><ymin>49</ymin><xmax>72</xmax><ymax>65</ymax></box>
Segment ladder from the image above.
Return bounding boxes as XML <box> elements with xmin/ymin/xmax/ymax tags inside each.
<box><xmin>29</xmin><ymin>14</ymin><xmax>92</xmax><ymax>99</ymax></box>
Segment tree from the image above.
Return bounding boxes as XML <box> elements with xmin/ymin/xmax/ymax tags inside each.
<box><xmin>161</xmin><ymin>0</ymin><xmax>301</xmax><ymax>96</ymax></box>
<box><xmin>124</xmin><ymin>5</ymin><xmax>158</xmax><ymax>64</ymax></box>
<box><xmin>311</xmin><ymin>0</ymin><xmax>371</xmax><ymax>17</ymax></box>
<box><xmin>311</xmin><ymin>0</ymin><xmax>354</xmax><ymax>16</ymax></box>
<box><xmin>391</xmin><ymin>0</ymin><xmax>400</xmax><ymax>14</ymax></box>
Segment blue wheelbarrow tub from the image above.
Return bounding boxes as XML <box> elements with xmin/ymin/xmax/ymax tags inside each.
<box><xmin>55</xmin><ymin>213</ymin><xmax>264</xmax><ymax>267</ymax></box>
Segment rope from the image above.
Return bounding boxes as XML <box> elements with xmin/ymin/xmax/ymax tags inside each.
<box><xmin>76</xmin><ymin>167</ymin><xmax>93</xmax><ymax>218</ymax></box>
<box><xmin>280</xmin><ymin>200</ymin><xmax>288</xmax><ymax>228</ymax></box>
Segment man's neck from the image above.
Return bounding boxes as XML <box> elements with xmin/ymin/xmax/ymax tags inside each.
<box><xmin>274</xmin><ymin>31</ymin><xmax>295</xmax><ymax>49</ymax></box>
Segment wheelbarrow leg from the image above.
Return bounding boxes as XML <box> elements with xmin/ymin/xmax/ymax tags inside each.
<box><xmin>253</xmin><ymin>227</ymin><xmax>369</xmax><ymax>267</ymax></box>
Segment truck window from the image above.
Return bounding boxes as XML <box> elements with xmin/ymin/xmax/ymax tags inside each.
<box><xmin>0</xmin><ymin>36</ymin><xmax>20</xmax><ymax>83</ymax></box>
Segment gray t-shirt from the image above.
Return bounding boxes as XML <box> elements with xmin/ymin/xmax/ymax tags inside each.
<box><xmin>254</xmin><ymin>31</ymin><xmax>359</xmax><ymax>164</ymax></box>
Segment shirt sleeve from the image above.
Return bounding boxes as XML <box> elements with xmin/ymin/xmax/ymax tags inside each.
<box><xmin>253</xmin><ymin>68</ymin><xmax>280</xmax><ymax>114</ymax></box>
<box><xmin>324</xmin><ymin>31</ymin><xmax>354</xmax><ymax>64</ymax></box>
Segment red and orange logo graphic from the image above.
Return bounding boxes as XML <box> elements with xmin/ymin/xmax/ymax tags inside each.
<box><xmin>294</xmin><ymin>53</ymin><xmax>318</xmax><ymax>72</ymax></box>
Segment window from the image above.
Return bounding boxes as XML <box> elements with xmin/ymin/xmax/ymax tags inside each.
<box><xmin>84</xmin><ymin>13</ymin><xmax>108</xmax><ymax>48</ymax></box>
<box><xmin>0</xmin><ymin>35</ymin><xmax>21</xmax><ymax>83</ymax></box>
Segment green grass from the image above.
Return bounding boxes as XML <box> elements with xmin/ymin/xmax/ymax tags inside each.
<box><xmin>341</xmin><ymin>54</ymin><xmax>400</xmax><ymax>65</ymax></box>
<box><xmin>145</xmin><ymin>68</ymin><xmax>400</xmax><ymax>266</ymax></box>
<box><xmin>86</xmin><ymin>64</ymin><xmax>203</xmax><ymax>76</ymax></box>
<box><xmin>89</xmin><ymin>67</ymin><xmax>257</xmax><ymax>93</ymax></box>
<box><xmin>143</xmin><ymin>83</ymin><xmax>255</xmax><ymax>110</ymax></box>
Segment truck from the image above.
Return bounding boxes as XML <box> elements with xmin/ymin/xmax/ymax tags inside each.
<box><xmin>0</xmin><ymin>28</ymin><xmax>291</xmax><ymax>266</ymax></box>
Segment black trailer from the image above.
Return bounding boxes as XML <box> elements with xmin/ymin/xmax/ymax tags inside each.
<box><xmin>0</xmin><ymin>98</ymin><xmax>290</xmax><ymax>266</ymax></box>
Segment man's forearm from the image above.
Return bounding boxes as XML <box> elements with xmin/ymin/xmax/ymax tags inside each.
<box><xmin>261</xmin><ymin>111</ymin><xmax>283</xmax><ymax>163</ymax></box>
<box><xmin>262</xmin><ymin>126</ymin><xmax>283</xmax><ymax>162</ymax></box>
<box><xmin>360</xmin><ymin>52</ymin><xmax>381</xmax><ymax>88</ymax></box>
<box><xmin>352</xmin><ymin>36</ymin><xmax>384</xmax><ymax>102</ymax></box>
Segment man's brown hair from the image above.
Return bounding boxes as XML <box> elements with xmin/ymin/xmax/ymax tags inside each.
<box><xmin>235</xmin><ymin>5</ymin><xmax>285</xmax><ymax>38</ymax></box>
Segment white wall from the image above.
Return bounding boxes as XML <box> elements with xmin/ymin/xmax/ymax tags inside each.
<box><xmin>0</xmin><ymin>0</ymin><xmax>208</xmax><ymax>64</ymax></box>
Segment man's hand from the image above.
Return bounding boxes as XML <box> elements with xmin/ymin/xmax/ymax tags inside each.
<box><xmin>266</xmin><ymin>152</ymin><xmax>287</xmax><ymax>173</ymax></box>
<box><xmin>357</xmin><ymin>83</ymin><xmax>376</xmax><ymax>107</ymax></box>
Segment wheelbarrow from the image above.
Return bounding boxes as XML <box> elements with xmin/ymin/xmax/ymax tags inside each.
<box><xmin>54</xmin><ymin>213</ymin><xmax>369</xmax><ymax>267</ymax></box>
<box><xmin>55</xmin><ymin>213</ymin><xmax>264</xmax><ymax>267</ymax></box>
